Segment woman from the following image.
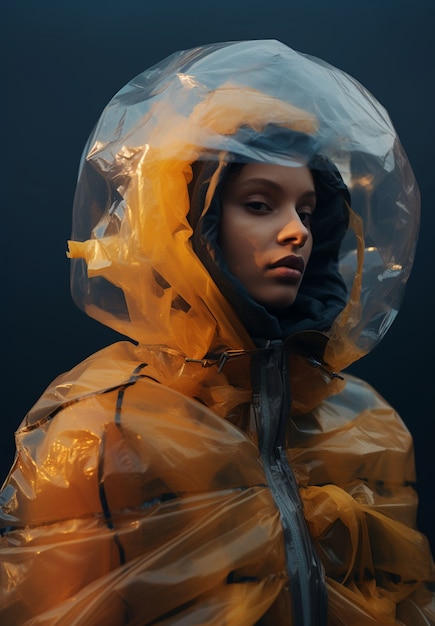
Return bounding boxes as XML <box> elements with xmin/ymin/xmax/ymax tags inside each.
<box><xmin>0</xmin><ymin>40</ymin><xmax>433</xmax><ymax>625</ymax></box>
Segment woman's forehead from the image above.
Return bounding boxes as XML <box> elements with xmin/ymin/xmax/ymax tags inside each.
<box><xmin>223</xmin><ymin>162</ymin><xmax>316</xmax><ymax>195</ymax></box>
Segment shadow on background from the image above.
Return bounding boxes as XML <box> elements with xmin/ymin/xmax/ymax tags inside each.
<box><xmin>2</xmin><ymin>0</ymin><xmax>434</xmax><ymax>552</ymax></box>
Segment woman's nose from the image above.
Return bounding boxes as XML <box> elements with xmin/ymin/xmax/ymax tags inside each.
<box><xmin>276</xmin><ymin>209</ymin><xmax>309</xmax><ymax>247</ymax></box>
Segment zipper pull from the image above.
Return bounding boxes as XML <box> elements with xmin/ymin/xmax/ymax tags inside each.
<box><xmin>185</xmin><ymin>349</ymin><xmax>248</xmax><ymax>371</ymax></box>
<box><xmin>217</xmin><ymin>350</ymin><xmax>247</xmax><ymax>373</ymax></box>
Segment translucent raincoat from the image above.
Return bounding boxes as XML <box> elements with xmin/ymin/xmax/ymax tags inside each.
<box><xmin>1</xmin><ymin>40</ymin><xmax>434</xmax><ymax>625</ymax></box>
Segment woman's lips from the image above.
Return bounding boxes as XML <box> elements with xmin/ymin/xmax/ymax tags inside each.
<box><xmin>266</xmin><ymin>255</ymin><xmax>305</xmax><ymax>281</ymax></box>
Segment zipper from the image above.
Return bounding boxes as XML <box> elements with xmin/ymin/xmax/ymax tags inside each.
<box><xmin>251</xmin><ymin>346</ymin><xmax>327</xmax><ymax>626</ymax></box>
<box><xmin>185</xmin><ymin>349</ymin><xmax>248</xmax><ymax>371</ymax></box>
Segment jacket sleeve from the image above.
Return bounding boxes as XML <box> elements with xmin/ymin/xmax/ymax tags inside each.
<box><xmin>290</xmin><ymin>373</ymin><xmax>435</xmax><ymax>625</ymax></box>
<box><xmin>0</xmin><ymin>378</ymin><xmax>286</xmax><ymax>626</ymax></box>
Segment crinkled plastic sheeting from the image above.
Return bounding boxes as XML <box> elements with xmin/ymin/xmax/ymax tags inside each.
<box><xmin>2</xmin><ymin>40</ymin><xmax>432</xmax><ymax>626</ymax></box>
<box><xmin>68</xmin><ymin>39</ymin><xmax>419</xmax><ymax>367</ymax></box>
<box><xmin>2</xmin><ymin>346</ymin><xmax>434</xmax><ymax>624</ymax></box>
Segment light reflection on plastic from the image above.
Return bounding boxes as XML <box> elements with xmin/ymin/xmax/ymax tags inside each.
<box><xmin>41</xmin><ymin>435</ymin><xmax>98</xmax><ymax>481</ymax></box>
<box><xmin>177</xmin><ymin>73</ymin><xmax>199</xmax><ymax>89</ymax></box>
<box><xmin>88</xmin><ymin>140</ymin><xmax>106</xmax><ymax>158</ymax></box>
<box><xmin>378</xmin><ymin>265</ymin><xmax>403</xmax><ymax>282</ymax></box>
<box><xmin>350</xmin><ymin>174</ymin><xmax>375</xmax><ymax>193</ymax></box>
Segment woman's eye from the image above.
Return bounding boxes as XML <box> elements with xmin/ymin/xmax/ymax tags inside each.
<box><xmin>245</xmin><ymin>201</ymin><xmax>271</xmax><ymax>212</ymax></box>
<box><xmin>298</xmin><ymin>211</ymin><xmax>313</xmax><ymax>226</ymax></box>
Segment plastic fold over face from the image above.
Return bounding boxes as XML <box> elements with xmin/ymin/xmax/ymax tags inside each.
<box><xmin>67</xmin><ymin>39</ymin><xmax>419</xmax><ymax>372</ymax></box>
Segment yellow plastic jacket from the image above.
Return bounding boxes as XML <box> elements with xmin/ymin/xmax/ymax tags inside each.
<box><xmin>1</xmin><ymin>40</ymin><xmax>434</xmax><ymax>625</ymax></box>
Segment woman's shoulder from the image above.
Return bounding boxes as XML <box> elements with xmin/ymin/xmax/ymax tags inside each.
<box><xmin>290</xmin><ymin>372</ymin><xmax>415</xmax><ymax>488</ymax></box>
<box><xmin>314</xmin><ymin>371</ymin><xmax>409</xmax><ymax>433</ymax></box>
<box><xmin>19</xmin><ymin>341</ymin><xmax>151</xmax><ymax>431</ymax></box>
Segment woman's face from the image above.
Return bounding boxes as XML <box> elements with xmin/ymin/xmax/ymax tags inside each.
<box><xmin>220</xmin><ymin>162</ymin><xmax>315</xmax><ymax>309</ymax></box>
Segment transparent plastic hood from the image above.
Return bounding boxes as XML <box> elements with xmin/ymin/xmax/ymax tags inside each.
<box><xmin>68</xmin><ymin>40</ymin><xmax>419</xmax><ymax>367</ymax></box>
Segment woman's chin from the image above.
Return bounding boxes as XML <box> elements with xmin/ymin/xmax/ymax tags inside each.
<box><xmin>258</xmin><ymin>294</ymin><xmax>298</xmax><ymax>311</ymax></box>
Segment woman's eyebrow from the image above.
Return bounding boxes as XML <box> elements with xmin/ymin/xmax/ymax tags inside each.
<box><xmin>235</xmin><ymin>177</ymin><xmax>282</xmax><ymax>191</ymax></box>
<box><xmin>300</xmin><ymin>190</ymin><xmax>317</xmax><ymax>201</ymax></box>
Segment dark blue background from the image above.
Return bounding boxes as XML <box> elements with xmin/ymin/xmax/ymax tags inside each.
<box><xmin>2</xmin><ymin>0</ymin><xmax>434</xmax><ymax>551</ymax></box>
